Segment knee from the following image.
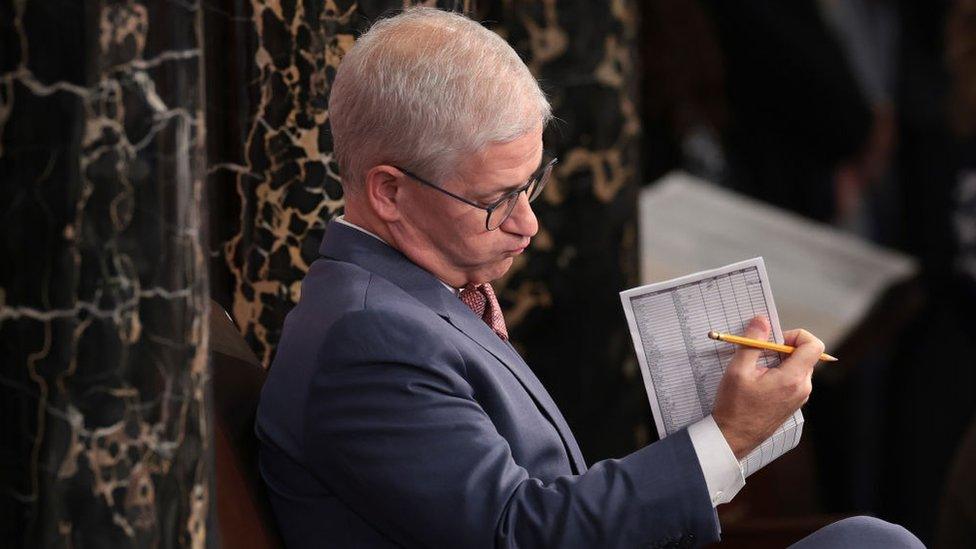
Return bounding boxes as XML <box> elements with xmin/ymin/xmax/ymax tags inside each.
<box><xmin>794</xmin><ymin>516</ymin><xmax>924</xmax><ymax>548</ymax></box>
<box><xmin>840</xmin><ymin>516</ymin><xmax>921</xmax><ymax>544</ymax></box>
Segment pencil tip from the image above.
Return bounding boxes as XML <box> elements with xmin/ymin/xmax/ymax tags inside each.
<box><xmin>823</xmin><ymin>355</ymin><xmax>839</xmax><ymax>362</ymax></box>
<box><xmin>707</xmin><ymin>331</ymin><xmax>719</xmax><ymax>340</ymax></box>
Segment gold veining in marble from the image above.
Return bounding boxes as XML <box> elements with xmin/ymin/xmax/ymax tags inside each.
<box><xmin>214</xmin><ymin>1</ymin><xmax>470</xmax><ymax>366</ymax></box>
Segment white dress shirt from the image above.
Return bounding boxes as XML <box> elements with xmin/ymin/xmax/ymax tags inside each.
<box><xmin>333</xmin><ymin>215</ymin><xmax>745</xmax><ymax>506</ymax></box>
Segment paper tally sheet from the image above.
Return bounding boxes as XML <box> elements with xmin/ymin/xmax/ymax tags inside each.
<box><xmin>621</xmin><ymin>257</ymin><xmax>802</xmax><ymax>477</ymax></box>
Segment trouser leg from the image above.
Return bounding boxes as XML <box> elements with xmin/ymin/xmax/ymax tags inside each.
<box><xmin>788</xmin><ymin>516</ymin><xmax>925</xmax><ymax>548</ymax></box>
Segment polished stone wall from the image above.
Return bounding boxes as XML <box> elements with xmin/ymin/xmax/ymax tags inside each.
<box><xmin>0</xmin><ymin>1</ymin><xmax>211</xmax><ymax>546</ymax></box>
<box><xmin>206</xmin><ymin>0</ymin><xmax>644</xmax><ymax>462</ymax></box>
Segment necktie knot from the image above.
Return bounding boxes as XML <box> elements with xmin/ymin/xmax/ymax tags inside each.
<box><xmin>459</xmin><ymin>283</ymin><xmax>508</xmax><ymax>340</ymax></box>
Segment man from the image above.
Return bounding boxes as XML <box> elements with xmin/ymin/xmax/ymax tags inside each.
<box><xmin>256</xmin><ymin>8</ymin><xmax>922</xmax><ymax>548</ymax></box>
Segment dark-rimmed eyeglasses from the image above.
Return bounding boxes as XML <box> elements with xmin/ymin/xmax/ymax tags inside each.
<box><xmin>394</xmin><ymin>157</ymin><xmax>557</xmax><ymax>231</ymax></box>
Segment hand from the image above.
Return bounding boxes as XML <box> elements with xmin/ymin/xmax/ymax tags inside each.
<box><xmin>711</xmin><ymin>316</ymin><xmax>825</xmax><ymax>460</ymax></box>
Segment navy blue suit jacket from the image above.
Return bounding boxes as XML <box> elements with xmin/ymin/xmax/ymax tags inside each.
<box><xmin>256</xmin><ymin>221</ymin><xmax>719</xmax><ymax>547</ymax></box>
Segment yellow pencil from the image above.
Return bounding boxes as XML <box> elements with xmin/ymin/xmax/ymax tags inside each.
<box><xmin>706</xmin><ymin>331</ymin><xmax>838</xmax><ymax>362</ymax></box>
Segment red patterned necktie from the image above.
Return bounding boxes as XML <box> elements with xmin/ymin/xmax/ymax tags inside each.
<box><xmin>458</xmin><ymin>283</ymin><xmax>509</xmax><ymax>341</ymax></box>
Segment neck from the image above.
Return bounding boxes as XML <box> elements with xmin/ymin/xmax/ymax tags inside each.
<box><xmin>343</xmin><ymin>199</ymin><xmax>488</xmax><ymax>289</ymax></box>
<box><xmin>342</xmin><ymin>202</ymin><xmax>395</xmax><ymax>245</ymax></box>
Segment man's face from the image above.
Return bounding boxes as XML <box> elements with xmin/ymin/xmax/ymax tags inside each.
<box><xmin>390</xmin><ymin>126</ymin><xmax>543</xmax><ymax>288</ymax></box>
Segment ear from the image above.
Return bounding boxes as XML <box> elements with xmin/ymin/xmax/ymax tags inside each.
<box><xmin>363</xmin><ymin>165</ymin><xmax>405</xmax><ymax>223</ymax></box>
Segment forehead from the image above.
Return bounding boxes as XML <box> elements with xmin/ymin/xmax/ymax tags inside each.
<box><xmin>458</xmin><ymin>128</ymin><xmax>544</xmax><ymax>190</ymax></box>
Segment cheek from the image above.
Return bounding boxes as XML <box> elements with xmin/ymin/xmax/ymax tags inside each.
<box><xmin>441</xmin><ymin>231</ymin><xmax>496</xmax><ymax>265</ymax></box>
<box><xmin>435</xmin><ymin>199</ymin><xmax>479</xmax><ymax>230</ymax></box>
<box><xmin>448</xmin><ymin>212</ymin><xmax>491</xmax><ymax>243</ymax></box>
<box><xmin>406</xmin><ymin>197</ymin><xmax>467</xmax><ymax>236</ymax></box>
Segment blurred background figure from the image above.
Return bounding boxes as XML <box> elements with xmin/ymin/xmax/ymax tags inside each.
<box><xmin>881</xmin><ymin>0</ymin><xmax>976</xmax><ymax>542</ymax></box>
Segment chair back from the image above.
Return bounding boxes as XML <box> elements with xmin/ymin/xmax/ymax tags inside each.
<box><xmin>210</xmin><ymin>300</ymin><xmax>282</xmax><ymax>548</ymax></box>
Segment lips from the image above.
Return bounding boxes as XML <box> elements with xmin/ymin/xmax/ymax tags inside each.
<box><xmin>503</xmin><ymin>238</ymin><xmax>530</xmax><ymax>255</ymax></box>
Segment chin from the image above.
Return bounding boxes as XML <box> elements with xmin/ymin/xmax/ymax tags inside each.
<box><xmin>468</xmin><ymin>258</ymin><xmax>514</xmax><ymax>285</ymax></box>
<box><xmin>489</xmin><ymin>258</ymin><xmax>515</xmax><ymax>280</ymax></box>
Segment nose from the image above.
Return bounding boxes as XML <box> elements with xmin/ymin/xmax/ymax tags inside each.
<box><xmin>500</xmin><ymin>191</ymin><xmax>539</xmax><ymax>237</ymax></box>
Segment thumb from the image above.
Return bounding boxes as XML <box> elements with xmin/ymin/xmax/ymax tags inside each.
<box><xmin>725</xmin><ymin>316</ymin><xmax>771</xmax><ymax>375</ymax></box>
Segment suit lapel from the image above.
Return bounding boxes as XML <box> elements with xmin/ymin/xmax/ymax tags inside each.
<box><xmin>319</xmin><ymin>221</ymin><xmax>587</xmax><ymax>473</ymax></box>
<box><xmin>439</xmin><ymin>303</ymin><xmax>587</xmax><ymax>474</ymax></box>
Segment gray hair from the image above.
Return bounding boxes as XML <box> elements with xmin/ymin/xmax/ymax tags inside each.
<box><xmin>329</xmin><ymin>7</ymin><xmax>551</xmax><ymax>192</ymax></box>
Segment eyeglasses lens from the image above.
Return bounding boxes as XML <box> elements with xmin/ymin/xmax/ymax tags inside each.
<box><xmin>486</xmin><ymin>161</ymin><xmax>554</xmax><ymax>230</ymax></box>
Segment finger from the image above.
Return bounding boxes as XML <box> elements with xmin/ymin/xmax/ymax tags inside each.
<box><xmin>792</xmin><ymin>329</ymin><xmax>824</xmax><ymax>349</ymax></box>
<box><xmin>780</xmin><ymin>329</ymin><xmax>826</xmax><ymax>373</ymax></box>
<box><xmin>782</xmin><ymin>328</ymin><xmax>826</xmax><ymax>350</ymax></box>
<box><xmin>783</xmin><ymin>329</ymin><xmax>802</xmax><ymax>347</ymax></box>
<box><xmin>726</xmin><ymin>316</ymin><xmax>771</xmax><ymax>375</ymax></box>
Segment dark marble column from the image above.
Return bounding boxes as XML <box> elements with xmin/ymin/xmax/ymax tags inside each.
<box><xmin>0</xmin><ymin>1</ymin><xmax>211</xmax><ymax>547</ymax></box>
<box><xmin>205</xmin><ymin>0</ymin><xmax>474</xmax><ymax>367</ymax></box>
<box><xmin>478</xmin><ymin>1</ymin><xmax>646</xmax><ymax>462</ymax></box>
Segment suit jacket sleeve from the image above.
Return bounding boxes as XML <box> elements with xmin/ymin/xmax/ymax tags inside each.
<box><xmin>302</xmin><ymin>308</ymin><xmax>719</xmax><ymax>548</ymax></box>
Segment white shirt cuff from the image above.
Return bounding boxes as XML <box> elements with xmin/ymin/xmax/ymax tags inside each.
<box><xmin>687</xmin><ymin>415</ymin><xmax>745</xmax><ymax>506</ymax></box>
